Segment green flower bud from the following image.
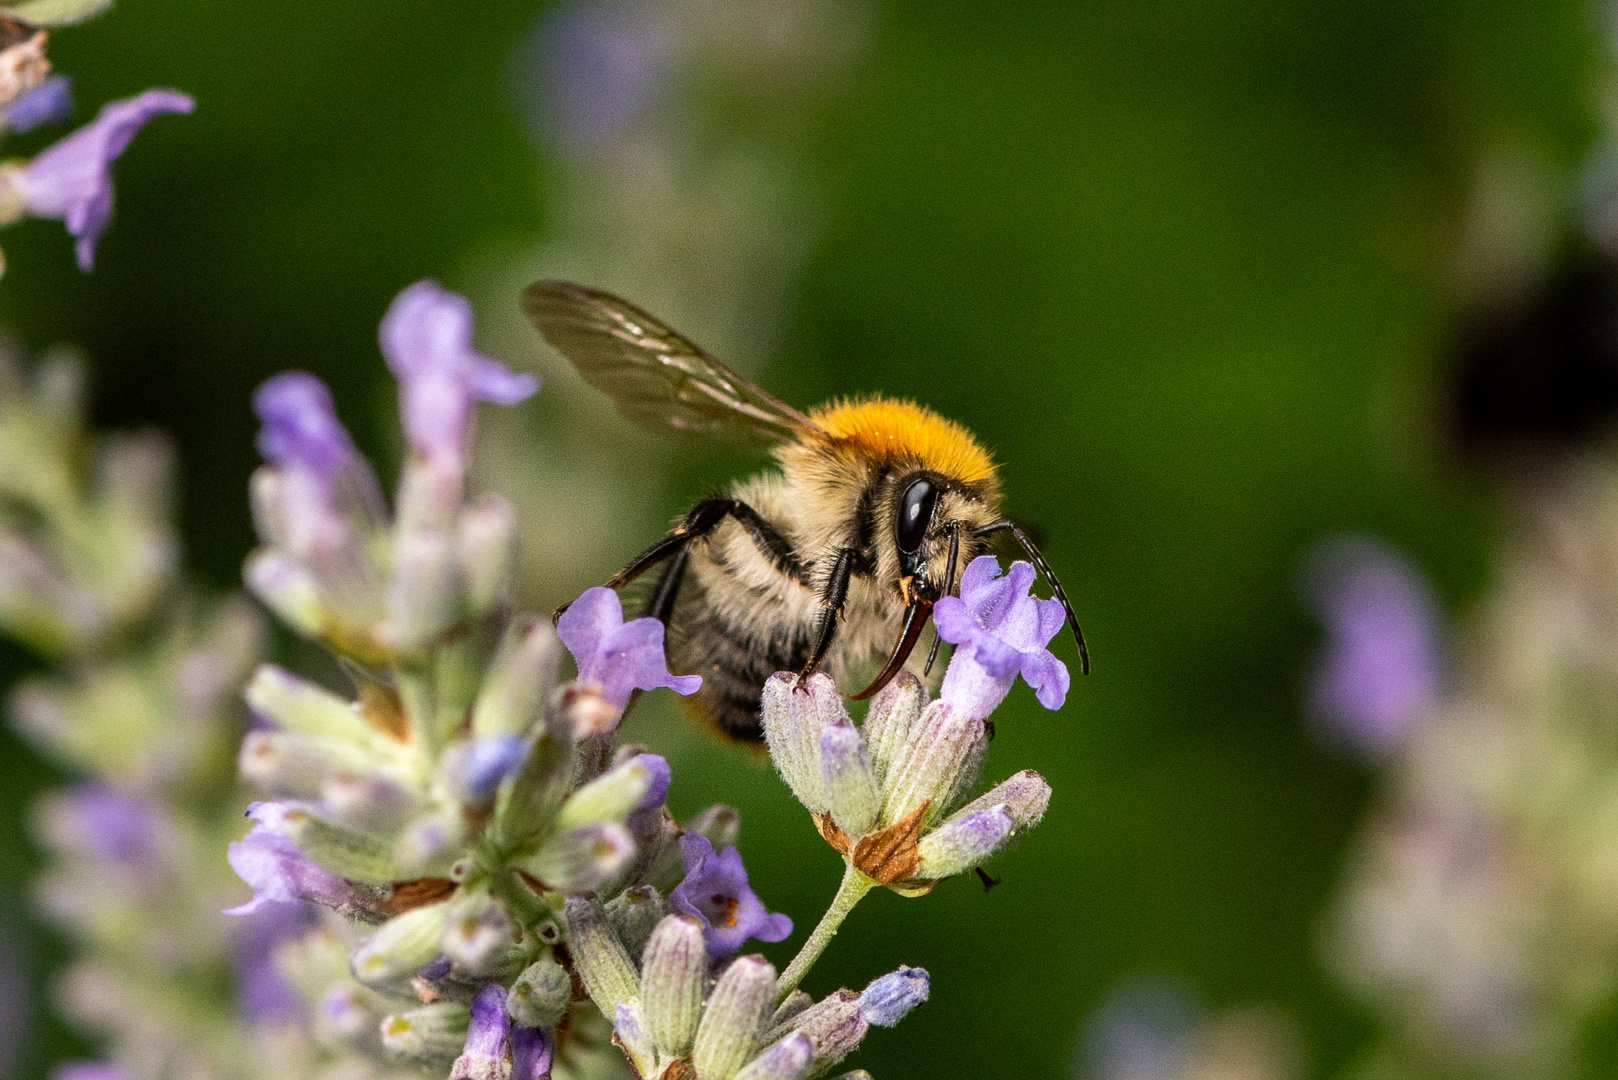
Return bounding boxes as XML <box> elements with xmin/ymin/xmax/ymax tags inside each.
<box><xmin>385</xmin><ymin>529</ymin><xmax>458</xmax><ymax>652</ymax></box>
<box><xmin>563</xmin><ymin>894</ymin><xmax>639</xmax><ymax>1020</ymax></box>
<box><xmin>507</xmin><ymin>952</ymin><xmax>572</xmax><ymax>1029</ymax></box>
<box><xmin>244</xmin><ymin>550</ymin><xmax>325</xmax><ymax>643</ymax></box>
<box><xmin>553</xmin><ymin>753</ymin><xmax>663</xmax><ymax>833</ymax></box>
<box><xmin>237</xmin><ymin>729</ymin><xmax>377</xmax><ymax>799</ymax></box>
<box><xmin>692</xmin><ymin>954</ymin><xmax>776</xmax><ymax>1080</ymax></box>
<box><xmin>244</xmin><ymin>664</ymin><xmax>388</xmax><ymax>750</ymax></box>
<box><xmin>392</xmin><ymin>807</ymin><xmax>467</xmax><ymax>878</ymax></box>
<box><xmin>879</xmin><ymin>700</ymin><xmax>985</xmax><ymax>830</ymax></box>
<box><xmin>761</xmin><ymin>673</ymin><xmax>846</xmax><ymax>813</ymax></box>
<box><xmin>379</xmin><ymin>1000</ymin><xmax>470</xmax><ymax>1064</ymax></box>
<box><xmin>350</xmin><ymin>901</ymin><xmax>451</xmax><ymax>988</ymax></box>
<box><xmin>860</xmin><ymin>671</ymin><xmax>927</xmax><ymax>787</ymax></box>
<box><xmin>489</xmin><ymin>704</ymin><xmax>572</xmax><ymax>851</ymax></box>
<box><xmin>819</xmin><ymin>717</ymin><xmax>880</xmax><ymax>839</ymax></box>
<box><xmin>607</xmin><ymin>885</ymin><xmax>665</xmax><ymax>959</ymax></box>
<box><xmin>441</xmin><ymin>892</ymin><xmax>530</xmax><ymax>978</ymax></box>
<box><xmin>472</xmin><ymin>618</ymin><xmax>562</xmax><ymax>739</ymax></box>
<box><xmin>457</xmin><ymin>493</ymin><xmax>517</xmax><ymax>618</ymax></box>
<box><xmin>276</xmin><ymin>803</ymin><xmax>403</xmax><ymax>884</ymax></box>
<box><xmin>521</xmin><ymin>822</ymin><xmax>635</xmax><ymax>893</ymax></box>
<box><xmin>640</xmin><ymin>915</ymin><xmax>705</xmax><ymax>1058</ymax></box>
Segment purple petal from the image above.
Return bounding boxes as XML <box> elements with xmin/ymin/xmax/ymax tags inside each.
<box><xmin>6</xmin><ymin>75</ymin><xmax>72</xmax><ymax>134</ymax></box>
<box><xmin>16</xmin><ymin>88</ymin><xmax>194</xmax><ymax>270</ymax></box>
<box><xmin>557</xmin><ymin>585</ymin><xmax>623</xmax><ymax>684</ymax></box>
<box><xmin>1019</xmin><ymin>646</ymin><xmax>1071</xmax><ymax>711</ymax></box>
<box><xmin>465</xmin><ymin>984</ymin><xmax>511</xmax><ymax>1057</ymax></box>
<box><xmin>380</xmin><ymin>280</ymin><xmax>538</xmax><ymax>459</ymax></box>
<box><xmin>930</xmin><ymin>595</ymin><xmax>977</xmax><ymax>645</ymax></box>
<box><xmin>670</xmin><ymin>834</ymin><xmax>791</xmax><ymax>958</ymax></box>
<box><xmin>968</xmin><ymin>633</ymin><xmax>1023</xmax><ymax>679</ymax></box>
<box><xmin>224</xmin><ymin>808</ymin><xmax>354</xmax><ymax>914</ymax></box>
<box><xmin>443</xmin><ymin>735</ymin><xmax>529</xmax><ymax>803</ymax></box>
<box><xmin>512</xmin><ymin>1026</ymin><xmax>554</xmax><ymax>1079</ymax></box>
<box><xmin>253</xmin><ymin>371</ymin><xmax>358</xmax><ymax>479</ymax></box>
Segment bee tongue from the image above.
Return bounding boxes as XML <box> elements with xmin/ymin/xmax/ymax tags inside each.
<box><xmin>852</xmin><ymin>596</ymin><xmax>935</xmax><ymax>701</ymax></box>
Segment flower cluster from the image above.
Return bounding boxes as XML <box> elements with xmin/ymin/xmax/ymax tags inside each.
<box><xmin>0</xmin><ymin>2</ymin><xmax>194</xmax><ymax>273</ymax></box>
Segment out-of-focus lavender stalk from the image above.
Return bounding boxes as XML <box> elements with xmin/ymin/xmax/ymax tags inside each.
<box><xmin>1323</xmin><ymin>463</ymin><xmax>1618</xmax><ymax>1077</ymax></box>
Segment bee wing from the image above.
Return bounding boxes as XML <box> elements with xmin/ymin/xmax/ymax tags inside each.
<box><xmin>522</xmin><ymin>280</ymin><xmax>820</xmax><ymax>446</ymax></box>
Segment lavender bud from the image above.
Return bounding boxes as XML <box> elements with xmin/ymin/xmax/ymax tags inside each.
<box><xmin>732</xmin><ymin>1032</ymin><xmax>815</xmax><ymax>1080</ymax></box>
<box><xmin>237</xmin><ymin>729</ymin><xmax>376</xmax><ymax>799</ymax></box>
<box><xmin>322</xmin><ymin>770</ymin><xmax>420</xmax><ymax>834</ymax></box>
<box><xmin>244</xmin><ymin>664</ymin><xmax>386</xmax><ymax>749</ymax></box>
<box><xmin>762</xmin><ymin>672</ymin><xmax>847</xmax><ymax>813</ymax></box>
<box><xmin>692</xmin><ymin>954</ymin><xmax>777</xmax><ymax>1080</ymax></box>
<box><xmin>490</xmin><ymin>709</ymin><xmax>573</xmax><ymax>849</ymax></box>
<box><xmin>472</xmin><ymin>618</ymin><xmax>562</xmax><ymax>738</ymax></box>
<box><xmin>521</xmin><ymin>821</ymin><xmax>635</xmax><ymax>892</ymax></box>
<box><xmin>827</xmin><ymin>1073</ymin><xmax>875</xmax><ymax>1080</ymax></box>
<box><xmin>914</xmin><ymin>805</ymin><xmax>1014</xmax><ymax>880</ymax></box>
<box><xmin>687</xmin><ymin>804</ymin><xmax>742</xmax><ymax>850</ymax></box>
<box><xmin>945</xmin><ymin>768</ymin><xmax>1051</xmax><ymax>831</ymax></box>
<box><xmin>440</xmin><ymin>734</ymin><xmax>528</xmax><ymax>807</ymax></box>
<box><xmin>243</xmin><ymin>550</ymin><xmax>325</xmax><ymax>641</ymax></box>
<box><xmin>772</xmin><ymin>990</ymin><xmax>813</xmax><ymax>1029</ymax></box>
<box><xmin>441</xmin><ymin>893</ymin><xmax>526</xmax><ymax>976</ymax></box>
<box><xmin>563</xmin><ymin>894</ymin><xmax>640</xmax><ymax>1019</ymax></box>
<box><xmin>606</xmin><ymin>885</ymin><xmax>664</xmax><ymax>959</ymax></box>
<box><xmin>860</xmin><ymin>671</ymin><xmax>927</xmax><ymax>787</ymax></box>
<box><xmin>264</xmin><ymin>802</ymin><xmax>403</xmax><ymax>884</ymax></box>
<box><xmin>784</xmin><ymin>990</ymin><xmax>866</xmax><ymax>1071</ymax></box>
<box><xmin>352</xmin><ymin>902</ymin><xmax>451</xmax><ymax>987</ymax></box>
<box><xmin>385</xmin><ymin>528</ymin><xmax>458</xmax><ymax>652</ymax></box>
<box><xmin>512</xmin><ymin>1024</ymin><xmax>553</xmax><ymax>1080</ymax></box>
<box><xmin>380</xmin><ymin>1000</ymin><xmax>470</xmax><ymax>1064</ymax></box>
<box><xmin>457</xmin><ymin>493</ymin><xmax>517</xmax><ymax>617</ymax></box>
<box><xmin>553</xmin><ymin>753</ymin><xmax>669</xmax><ymax>832</ymax></box>
<box><xmin>393</xmin><ymin>808</ymin><xmax>468</xmax><ymax>877</ymax></box>
<box><xmin>450</xmin><ymin>985</ymin><xmax>512</xmax><ymax>1080</ymax></box>
<box><xmin>507</xmin><ymin>953</ymin><xmax>571</xmax><ymax>1029</ymax></box>
<box><xmin>640</xmin><ymin>915</ymin><xmax>705</xmax><ymax>1057</ymax></box>
<box><xmin>395</xmin><ymin>453</ymin><xmax>465</xmax><ymax>536</ymax></box>
<box><xmin>819</xmin><ymin>718</ymin><xmax>879</xmax><ymax>839</ymax></box>
<box><xmin>613</xmin><ymin>1001</ymin><xmax>658</xmax><ymax>1077</ymax></box>
<box><xmin>857</xmin><ymin>966</ymin><xmax>929</xmax><ymax>1026</ymax></box>
<box><xmin>880</xmin><ymin>700</ymin><xmax>986</xmax><ymax>830</ymax></box>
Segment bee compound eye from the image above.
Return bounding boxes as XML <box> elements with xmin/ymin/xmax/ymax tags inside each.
<box><xmin>896</xmin><ymin>477</ymin><xmax>938</xmax><ymax>555</ymax></box>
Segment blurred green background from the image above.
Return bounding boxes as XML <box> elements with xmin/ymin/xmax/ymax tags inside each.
<box><xmin>0</xmin><ymin>0</ymin><xmax>1600</xmax><ymax>1075</ymax></box>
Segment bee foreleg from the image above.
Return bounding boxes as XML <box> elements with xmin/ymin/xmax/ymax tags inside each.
<box><xmin>797</xmin><ymin>547</ymin><xmax>856</xmax><ymax>685</ymax></box>
<box><xmin>642</xmin><ymin>547</ymin><xmax>690</xmax><ymax>624</ymax></box>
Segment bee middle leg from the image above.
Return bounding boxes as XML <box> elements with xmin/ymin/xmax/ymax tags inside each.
<box><xmin>797</xmin><ymin>547</ymin><xmax>856</xmax><ymax>684</ymax></box>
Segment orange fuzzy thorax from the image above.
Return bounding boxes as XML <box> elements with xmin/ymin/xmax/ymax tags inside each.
<box><xmin>807</xmin><ymin>397</ymin><xmax>997</xmax><ymax>485</ymax></box>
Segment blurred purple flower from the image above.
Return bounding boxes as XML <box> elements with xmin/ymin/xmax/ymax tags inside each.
<box><xmin>6</xmin><ymin>74</ymin><xmax>72</xmax><ymax>134</ymax></box>
<box><xmin>40</xmin><ymin>782</ymin><xmax>167</xmax><ymax>869</ymax></box>
<box><xmin>510</xmin><ymin>0</ymin><xmax>667</xmax><ymax>150</ymax></box>
<box><xmin>934</xmin><ymin>556</ymin><xmax>1070</xmax><ymax>718</ymax></box>
<box><xmin>670</xmin><ymin>833</ymin><xmax>791</xmax><ymax>959</ymax></box>
<box><xmin>224</xmin><ymin>802</ymin><xmax>356</xmax><ymax>915</ymax></box>
<box><xmin>232</xmin><ymin>898</ymin><xmax>320</xmax><ymax>1025</ymax></box>
<box><xmin>52</xmin><ymin>1066</ymin><xmax>134</xmax><ymax>1080</ymax></box>
<box><xmin>1302</xmin><ymin>534</ymin><xmax>1444</xmax><ymax>756</ymax></box>
<box><xmin>253</xmin><ymin>371</ymin><xmax>360</xmax><ymax>481</ymax></box>
<box><xmin>1076</xmin><ymin>973</ymin><xmax>1202</xmax><ymax>1080</ymax></box>
<box><xmin>10</xmin><ymin>88</ymin><xmax>193</xmax><ymax>270</ymax></box>
<box><xmin>379</xmin><ymin>280</ymin><xmax>538</xmax><ymax>462</ymax></box>
<box><xmin>558</xmin><ymin>586</ymin><xmax>701</xmax><ymax>708</ymax></box>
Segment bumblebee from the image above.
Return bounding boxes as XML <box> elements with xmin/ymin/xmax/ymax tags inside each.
<box><xmin>522</xmin><ymin>281</ymin><xmax>1087</xmax><ymax>741</ymax></box>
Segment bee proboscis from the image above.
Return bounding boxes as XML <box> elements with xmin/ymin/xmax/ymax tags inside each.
<box><xmin>522</xmin><ymin>281</ymin><xmax>1087</xmax><ymax>741</ymax></box>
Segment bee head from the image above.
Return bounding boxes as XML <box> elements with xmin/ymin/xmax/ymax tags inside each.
<box><xmin>886</xmin><ymin>471</ymin><xmax>1000</xmax><ymax>604</ymax></box>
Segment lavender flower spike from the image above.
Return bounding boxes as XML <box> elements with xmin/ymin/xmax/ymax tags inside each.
<box><xmin>670</xmin><ymin>833</ymin><xmax>792</xmax><ymax>959</ymax></box>
<box><xmin>558</xmin><ymin>585</ymin><xmax>702</xmax><ymax>710</ymax></box>
<box><xmin>933</xmin><ymin>556</ymin><xmax>1069</xmax><ymax>719</ymax></box>
<box><xmin>380</xmin><ymin>279</ymin><xmax>539</xmax><ymax>460</ymax></box>
<box><xmin>6</xmin><ymin>88</ymin><xmax>194</xmax><ymax>270</ymax></box>
<box><xmin>224</xmin><ymin>803</ymin><xmax>355</xmax><ymax>915</ymax></box>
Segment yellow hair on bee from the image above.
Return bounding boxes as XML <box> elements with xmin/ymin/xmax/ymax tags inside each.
<box><xmin>807</xmin><ymin>396</ymin><xmax>997</xmax><ymax>485</ymax></box>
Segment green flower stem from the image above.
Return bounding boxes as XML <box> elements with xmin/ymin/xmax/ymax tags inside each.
<box><xmin>776</xmin><ymin>862</ymin><xmax>875</xmax><ymax>1003</ymax></box>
